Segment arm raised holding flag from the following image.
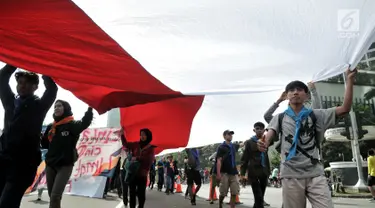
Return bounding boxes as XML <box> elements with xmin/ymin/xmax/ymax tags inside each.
<box><xmin>257</xmin><ymin>67</ymin><xmax>356</xmax><ymax>208</ymax></box>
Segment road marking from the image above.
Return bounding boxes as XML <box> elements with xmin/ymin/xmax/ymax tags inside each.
<box><xmin>115</xmin><ymin>201</ymin><xmax>124</xmax><ymax>208</ymax></box>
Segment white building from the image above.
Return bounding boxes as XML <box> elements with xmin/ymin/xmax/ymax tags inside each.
<box><xmin>107</xmin><ymin>108</ymin><xmax>121</xmax><ymax>128</ymax></box>
<box><xmin>316</xmin><ymin>42</ymin><xmax>375</xmax><ymax>142</ymax></box>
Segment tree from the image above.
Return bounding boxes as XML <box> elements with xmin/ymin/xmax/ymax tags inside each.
<box><xmin>321</xmin><ymin>141</ymin><xmax>352</xmax><ymax>167</ymax></box>
<box><xmin>269</xmin><ymin>149</ymin><xmax>281</xmax><ymax>170</ymax></box>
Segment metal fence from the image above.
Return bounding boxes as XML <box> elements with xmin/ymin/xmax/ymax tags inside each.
<box><xmin>320</xmin><ymin>96</ymin><xmax>375</xmax><ymax>126</ymax></box>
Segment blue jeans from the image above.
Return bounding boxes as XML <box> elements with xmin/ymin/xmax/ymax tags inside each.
<box><xmin>166</xmin><ymin>175</ymin><xmax>175</xmax><ymax>192</ymax></box>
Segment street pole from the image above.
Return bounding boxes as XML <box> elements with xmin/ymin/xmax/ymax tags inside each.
<box><xmin>342</xmin><ymin>73</ymin><xmax>367</xmax><ymax>191</ymax></box>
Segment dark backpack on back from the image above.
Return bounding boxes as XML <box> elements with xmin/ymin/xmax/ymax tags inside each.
<box><xmin>188</xmin><ymin>151</ymin><xmax>198</xmax><ymax>169</ymax></box>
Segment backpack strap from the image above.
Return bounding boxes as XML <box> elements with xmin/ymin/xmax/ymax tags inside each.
<box><xmin>275</xmin><ymin>113</ymin><xmax>285</xmax><ymax>153</ymax></box>
<box><xmin>283</xmin><ymin>110</ymin><xmax>321</xmax><ymax>164</ymax></box>
<box><xmin>309</xmin><ymin>111</ymin><xmax>319</xmax><ymax>152</ymax></box>
<box><xmin>213</xmin><ymin>144</ymin><xmax>231</xmax><ymax>173</ymax></box>
<box><xmin>278</xmin><ymin>112</ymin><xmax>285</xmax><ymax>139</ymax></box>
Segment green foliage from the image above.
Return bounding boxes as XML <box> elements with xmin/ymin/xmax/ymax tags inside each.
<box><xmin>359</xmin><ymin>140</ymin><xmax>375</xmax><ymax>158</ymax></box>
<box><xmin>269</xmin><ymin>149</ymin><xmax>281</xmax><ymax>170</ymax></box>
<box><xmin>321</xmin><ymin>141</ymin><xmax>352</xmax><ymax>168</ymax></box>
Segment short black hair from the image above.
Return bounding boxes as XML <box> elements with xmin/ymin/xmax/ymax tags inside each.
<box><xmin>254</xmin><ymin>122</ymin><xmax>265</xmax><ymax>129</ymax></box>
<box><xmin>369</xmin><ymin>149</ymin><xmax>374</xmax><ymax>156</ymax></box>
<box><xmin>285</xmin><ymin>81</ymin><xmax>308</xmax><ymax>93</ymax></box>
<box><xmin>223</xmin><ymin>130</ymin><xmax>234</xmax><ymax>136</ymax></box>
<box><xmin>15</xmin><ymin>71</ymin><xmax>39</xmax><ymax>85</ymax></box>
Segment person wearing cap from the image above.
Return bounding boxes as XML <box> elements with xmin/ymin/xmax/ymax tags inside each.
<box><xmin>216</xmin><ymin>130</ymin><xmax>240</xmax><ymax>208</ymax></box>
<box><xmin>241</xmin><ymin>122</ymin><xmax>270</xmax><ymax>208</ymax></box>
<box><xmin>257</xmin><ymin>68</ymin><xmax>356</xmax><ymax>208</ymax></box>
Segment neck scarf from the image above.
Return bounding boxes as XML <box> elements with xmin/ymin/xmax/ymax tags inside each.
<box><xmin>251</xmin><ymin>135</ymin><xmax>266</xmax><ymax>167</ymax></box>
<box><xmin>284</xmin><ymin>105</ymin><xmax>312</xmax><ymax>161</ymax></box>
<box><xmin>222</xmin><ymin>141</ymin><xmax>236</xmax><ymax>168</ymax></box>
<box><xmin>48</xmin><ymin>116</ymin><xmax>74</xmax><ymax>142</ymax></box>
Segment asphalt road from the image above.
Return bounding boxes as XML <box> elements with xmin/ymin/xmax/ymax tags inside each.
<box><xmin>20</xmin><ymin>184</ymin><xmax>374</xmax><ymax>208</ymax></box>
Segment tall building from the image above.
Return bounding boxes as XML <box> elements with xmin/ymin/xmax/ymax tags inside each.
<box><xmin>107</xmin><ymin>108</ymin><xmax>121</xmax><ymax>128</ymax></box>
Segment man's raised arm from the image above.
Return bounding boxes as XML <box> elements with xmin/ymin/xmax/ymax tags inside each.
<box><xmin>40</xmin><ymin>75</ymin><xmax>58</xmax><ymax>112</ymax></box>
<box><xmin>264</xmin><ymin>92</ymin><xmax>286</xmax><ymax>123</ymax></box>
<box><xmin>0</xmin><ymin>64</ymin><xmax>16</xmax><ymax>108</ymax></box>
<box><xmin>335</xmin><ymin>69</ymin><xmax>356</xmax><ymax>117</ymax></box>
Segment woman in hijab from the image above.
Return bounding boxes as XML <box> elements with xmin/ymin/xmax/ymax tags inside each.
<box><xmin>120</xmin><ymin>128</ymin><xmax>155</xmax><ymax>208</ymax></box>
<box><xmin>41</xmin><ymin>100</ymin><xmax>93</xmax><ymax>208</ymax></box>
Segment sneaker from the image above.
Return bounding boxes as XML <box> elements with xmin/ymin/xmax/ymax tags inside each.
<box><xmin>369</xmin><ymin>198</ymin><xmax>375</xmax><ymax>202</ymax></box>
<box><xmin>209</xmin><ymin>200</ymin><xmax>214</xmax><ymax>204</ymax></box>
<box><xmin>264</xmin><ymin>201</ymin><xmax>270</xmax><ymax>206</ymax></box>
<box><xmin>36</xmin><ymin>198</ymin><xmax>41</xmax><ymax>201</ymax></box>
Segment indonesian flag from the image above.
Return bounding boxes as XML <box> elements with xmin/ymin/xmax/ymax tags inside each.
<box><xmin>1</xmin><ymin>0</ymin><xmax>375</xmax><ymax>154</ymax></box>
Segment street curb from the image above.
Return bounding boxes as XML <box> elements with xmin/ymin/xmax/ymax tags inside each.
<box><xmin>333</xmin><ymin>195</ymin><xmax>372</xmax><ymax>199</ymax></box>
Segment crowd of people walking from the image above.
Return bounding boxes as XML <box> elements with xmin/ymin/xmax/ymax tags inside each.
<box><xmin>1</xmin><ymin>60</ymin><xmax>374</xmax><ymax>208</ymax></box>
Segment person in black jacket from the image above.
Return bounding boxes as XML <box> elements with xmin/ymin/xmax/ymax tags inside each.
<box><xmin>41</xmin><ymin>100</ymin><xmax>93</xmax><ymax>208</ymax></box>
<box><xmin>0</xmin><ymin>64</ymin><xmax>57</xmax><ymax>208</ymax></box>
<box><xmin>240</xmin><ymin>122</ymin><xmax>271</xmax><ymax>208</ymax></box>
<box><xmin>149</xmin><ymin>159</ymin><xmax>156</xmax><ymax>189</ymax></box>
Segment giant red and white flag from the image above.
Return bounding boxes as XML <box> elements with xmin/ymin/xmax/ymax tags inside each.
<box><xmin>1</xmin><ymin>0</ymin><xmax>375</xmax><ymax>154</ymax></box>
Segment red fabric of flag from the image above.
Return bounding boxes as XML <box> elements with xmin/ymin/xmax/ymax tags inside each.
<box><xmin>120</xmin><ymin>96</ymin><xmax>204</xmax><ymax>154</ymax></box>
<box><xmin>0</xmin><ymin>0</ymin><xmax>204</xmax><ymax>150</ymax></box>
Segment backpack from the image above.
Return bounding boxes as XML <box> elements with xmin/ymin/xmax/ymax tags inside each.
<box><xmin>277</xmin><ymin>111</ymin><xmax>320</xmax><ymax>164</ymax></box>
<box><xmin>188</xmin><ymin>151</ymin><xmax>198</xmax><ymax>169</ymax></box>
<box><xmin>124</xmin><ymin>144</ymin><xmax>152</xmax><ymax>183</ymax></box>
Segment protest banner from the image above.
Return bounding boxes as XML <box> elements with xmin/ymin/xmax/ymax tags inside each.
<box><xmin>25</xmin><ymin>127</ymin><xmax>122</xmax><ymax>198</ymax></box>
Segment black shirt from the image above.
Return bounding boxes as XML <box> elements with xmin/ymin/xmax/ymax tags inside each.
<box><xmin>216</xmin><ymin>143</ymin><xmax>239</xmax><ymax>175</ymax></box>
<box><xmin>240</xmin><ymin>138</ymin><xmax>270</xmax><ymax>178</ymax></box>
<box><xmin>0</xmin><ymin>65</ymin><xmax>57</xmax><ymax>165</ymax></box>
<box><xmin>41</xmin><ymin>108</ymin><xmax>93</xmax><ymax>167</ymax></box>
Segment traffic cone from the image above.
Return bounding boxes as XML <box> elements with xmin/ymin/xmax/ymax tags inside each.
<box><xmin>175</xmin><ymin>176</ymin><xmax>183</xmax><ymax>193</ymax></box>
<box><xmin>206</xmin><ymin>177</ymin><xmax>218</xmax><ymax>201</ymax></box>
<box><xmin>235</xmin><ymin>195</ymin><xmax>242</xmax><ymax>204</ymax></box>
<box><xmin>192</xmin><ymin>184</ymin><xmax>196</xmax><ymax>194</ymax></box>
